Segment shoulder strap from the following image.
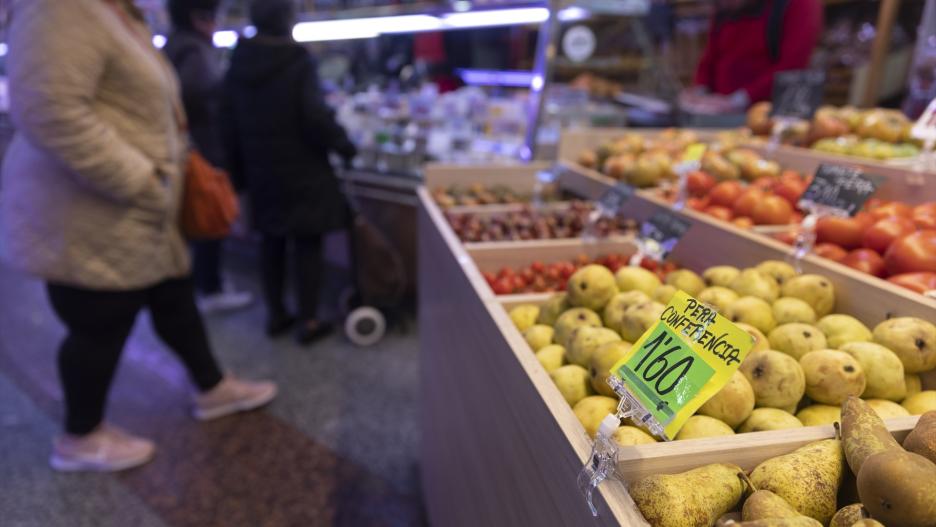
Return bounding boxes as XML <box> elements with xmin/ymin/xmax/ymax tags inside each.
<box><xmin>767</xmin><ymin>0</ymin><xmax>791</xmax><ymax>63</ymax></box>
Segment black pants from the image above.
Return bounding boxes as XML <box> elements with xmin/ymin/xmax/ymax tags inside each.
<box><xmin>260</xmin><ymin>234</ymin><xmax>323</xmax><ymax>321</ymax></box>
<box><xmin>47</xmin><ymin>278</ymin><xmax>224</xmax><ymax>435</ymax></box>
<box><xmin>192</xmin><ymin>239</ymin><xmax>223</xmax><ymax>295</ymax></box>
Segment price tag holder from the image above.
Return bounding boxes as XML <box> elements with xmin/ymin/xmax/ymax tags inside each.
<box><xmin>798</xmin><ymin>164</ymin><xmax>883</xmax><ymax>217</ymax></box>
<box><xmin>673</xmin><ymin>143</ymin><xmax>707</xmax><ymax>210</ymax></box>
<box><xmin>770</xmin><ymin>70</ymin><xmax>825</xmax><ymax>120</ymax></box>
<box><xmin>609</xmin><ymin>290</ymin><xmax>756</xmax><ymax>441</ymax></box>
<box><xmin>629</xmin><ymin>211</ymin><xmax>691</xmax><ymax>265</ymax></box>
<box><xmin>911</xmin><ymin>97</ymin><xmax>936</xmax><ymax>173</ymax></box>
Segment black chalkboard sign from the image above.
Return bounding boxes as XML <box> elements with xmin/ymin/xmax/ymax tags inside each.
<box><xmin>770</xmin><ymin>70</ymin><xmax>825</xmax><ymax>120</ymax></box>
<box><xmin>598</xmin><ymin>182</ymin><xmax>635</xmax><ymax>212</ymax></box>
<box><xmin>639</xmin><ymin>211</ymin><xmax>692</xmax><ymax>261</ymax></box>
<box><xmin>798</xmin><ymin>164</ymin><xmax>883</xmax><ymax>216</ymax></box>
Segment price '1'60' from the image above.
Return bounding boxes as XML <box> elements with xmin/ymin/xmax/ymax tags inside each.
<box><xmin>632</xmin><ymin>330</ymin><xmax>694</xmax><ymax>396</ymax></box>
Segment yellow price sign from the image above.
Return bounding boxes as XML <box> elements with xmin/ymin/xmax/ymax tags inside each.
<box><xmin>610</xmin><ymin>290</ymin><xmax>755</xmax><ymax>440</ymax></box>
<box><xmin>683</xmin><ymin>143</ymin><xmax>707</xmax><ymax>163</ymax></box>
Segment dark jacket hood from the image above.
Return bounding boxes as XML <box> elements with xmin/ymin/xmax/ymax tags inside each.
<box><xmin>227</xmin><ymin>37</ymin><xmax>308</xmax><ymax>86</ymax></box>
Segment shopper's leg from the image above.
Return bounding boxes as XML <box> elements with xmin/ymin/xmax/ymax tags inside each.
<box><xmin>294</xmin><ymin>234</ymin><xmax>324</xmax><ymax>322</ymax></box>
<box><xmin>47</xmin><ymin>284</ymin><xmax>142</xmax><ymax>436</ymax></box>
<box><xmin>260</xmin><ymin>234</ymin><xmax>289</xmax><ymax>318</ymax></box>
<box><xmin>146</xmin><ymin>278</ymin><xmax>224</xmax><ymax>392</ymax></box>
<box><xmin>192</xmin><ymin>240</ymin><xmax>223</xmax><ymax>295</ymax></box>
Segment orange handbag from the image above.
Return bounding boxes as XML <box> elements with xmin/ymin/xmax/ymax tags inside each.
<box><xmin>180</xmin><ymin>150</ymin><xmax>240</xmax><ymax>240</ymax></box>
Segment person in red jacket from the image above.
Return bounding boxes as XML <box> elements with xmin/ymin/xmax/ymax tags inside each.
<box><xmin>680</xmin><ymin>0</ymin><xmax>823</xmax><ymax>114</ymax></box>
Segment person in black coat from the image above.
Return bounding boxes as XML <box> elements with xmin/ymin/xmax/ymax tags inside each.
<box><xmin>164</xmin><ymin>0</ymin><xmax>253</xmax><ymax>314</ymax></box>
<box><xmin>222</xmin><ymin>0</ymin><xmax>357</xmax><ymax>344</ymax></box>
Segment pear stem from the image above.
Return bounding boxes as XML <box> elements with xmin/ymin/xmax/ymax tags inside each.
<box><xmin>833</xmin><ymin>421</ymin><xmax>842</xmax><ymax>440</ymax></box>
<box><xmin>738</xmin><ymin>471</ymin><xmax>756</xmax><ymax>494</ymax></box>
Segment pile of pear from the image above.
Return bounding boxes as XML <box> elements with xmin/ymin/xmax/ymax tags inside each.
<box><xmin>624</xmin><ymin>398</ymin><xmax>936</xmax><ymax>526</ymax></box>
<box><xmin>508</xmin><ymin>260</ymin><xmax>936</xmax><ymax>445</ymax></box>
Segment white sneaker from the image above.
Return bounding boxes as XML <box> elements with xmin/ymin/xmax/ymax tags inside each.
<box><xmin>193</xmin><ymin>376</ymin><xmax>278</xmax><ymax>421</ymax></box>
<box><xmin>198</xmin><ymin>289</ymin><xmax>253</xmax><ymax>314</ymax></box>
<box><xmin>50</xmin><ymin>424</ymin><xmax>155</xmax><ymax>472</ymax></box>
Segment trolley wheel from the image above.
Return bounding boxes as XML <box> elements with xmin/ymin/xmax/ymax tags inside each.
<box><xmin>345</xmin><ymin>306</ymin><xmax>386</xmax><ymax>347</ymax></box>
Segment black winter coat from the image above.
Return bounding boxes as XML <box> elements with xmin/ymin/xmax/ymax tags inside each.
<box><xmin>221</xmin><ymin>37</ymin><xmax>356</xmax><ymax>237</ymax></box>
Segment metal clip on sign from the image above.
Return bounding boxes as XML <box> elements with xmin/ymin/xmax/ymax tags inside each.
<box><xmin>766</xmin><ymin>117</ymin><xmax>798</xmax><ymax>157</ymax></box>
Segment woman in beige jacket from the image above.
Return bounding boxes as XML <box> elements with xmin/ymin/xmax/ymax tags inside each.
<box><xmin>2</xmin><ymin>0</ymin><xmax>277</xmax><ymax>472</ymax></box>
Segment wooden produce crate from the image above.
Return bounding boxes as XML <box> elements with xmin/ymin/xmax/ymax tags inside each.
<box><xmin>419</xmin><ymin>163</ymin><xmax>935</xmax><ymax>527</ymax></box>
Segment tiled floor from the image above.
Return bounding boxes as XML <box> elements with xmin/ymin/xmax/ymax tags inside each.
<box><xmin>0</xmin><ymin>250</ymin><xmax>425</xmax><ymax>527</ymax></box>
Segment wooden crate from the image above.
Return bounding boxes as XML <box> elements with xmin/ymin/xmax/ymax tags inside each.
<box><xmin>419</xmin><ymin>164</ymin><xmax>934</xmax><ymax>527</ymax></box>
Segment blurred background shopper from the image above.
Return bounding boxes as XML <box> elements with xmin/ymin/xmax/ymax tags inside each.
<box><xmin>1</xmin><ymin>0</ymin><xmax>276</xmax><ymax>472</ymax></box>
<box><xmin>223</xmin><ymin>0</ymin><xmax>357</xmax><ymax>345</ymax></box>
<box><xmin>164</xmin><ymin>0</ymin><xmax>253</xmax><ymax>314</ymax></box>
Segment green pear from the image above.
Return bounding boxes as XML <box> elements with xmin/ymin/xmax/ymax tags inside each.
<box><xmin>742</xmin><ymin>488</ymin><xmax>819</xmax><ymax>524</ymax></box>
<box><xmin>781</xmin><ymin>275</ymin><xmax>835</xmax><ymax>317</ymax></box>
<box><xmin>749</xmin><ymin>439</ymin><xmax>844</xmax><ymax>525</ymax></box>
<box><xmin>567</xmin><ymin>264</ymin><xmax>618</xmax><ymax>311</ymax></box>
<box><xmin>903</xmin><ymin>411</ymin><xmax>936</xmax><ymax>465</ymax></box>
<box><xmin>618</xmin><ymin>301</ymin><xmax>665</xmax><ymax>342</ymax></box>
<box><xmin>796</xmin><ymin>405</ymin><xmax>841</xmax><ymax>427</ymax></box>
<box><xmin>841</xmin><ymin>396</ymin><xmax>902</xmax><ymax>475</ymax></box>
<box><xmin>665</xmin><ymin>269</ymin><xmax>706</xmax><ymax>296</ymax></box>
<box><xmin>772</xmin><ymin>297</ymin><xmax>817</xmax><ymax>325</ymax></box>
<box><xmin>839</xmin><ymin>342</ymin><xmax>906</xmax><ymax>401</ymax></box>
<box><xmin>738</xmin><ymin>408</ymin><xmax>804</xmax><ymax>433</ymax></box>
<box><xmin>567</xmin><ymin>326</ymin><xmax>621</xmax><ymax>367</ymax></box>
<box><xmin>535</xmin><ymin>344</ymin><xmax>566</xmax><ymax>372</ymax></box>
<box><xmin>553</xmin><ymin>308</ymin><xmax>601</xmax><ymax>349</ymax></box>
<box><xmin>523</xmin><ymin>324</ymin><xmax>555</xmax><ymax>351</ymax></box>
<box><xmin>509</xmin><ymin>304</ymin><xmax>541</xmax><ymax>332</ymax></box>
<box><xmin>857</xmin><ymin>450</ymin><xmax>936</xmax><ymax>527</ymax></box>
<box><xmin>589</xmin><ymin>341</ymin><xmax>632</xmax><ymax>397</ymax></box>
<box><xmin>730</xmin><ymin>269</ymin><xmax>780</xmax><ymax>302</ymax></box>
<box><xmin>698</xmin><ymin>286</ymin><xmax>740</xmax><ymax>313</ymax></box>
<box><xmin>698</xmin><ymin>370</ymin><xmax>755</xmax><ymax>428</ymax></box>
<box><xmin>573</xmin><ymin>395</ymin><xmax>619</xmax><ymax>438</ymax></box>
<box><xmin>704</xmin><ymin>265</ymin><xmax>741</xmax><ymax>287</ymax></box>
<box><xmin>800</xmin><ymin>350</ymin><xmax>866</xmax><ymax>405</ymax></box>
<box><xmin>816</xmin><ymin>314</ymin><xmax>872</xmax><ymax>349</ymax></box>
<box><xmin>653</xmin><ymin>284</ymin><xmax>678</xmax><ymax>304</ymax></box>
<box><xmin>549</xmin><ymin>365</ymin><xmax>594</xmax><ymax>406</ymax></box>
<box><xmin>603</xmin><ymin>290</ymin><xmax>650</xmax><ymax>333</ymax></box>
<box><xmin>755</xmin><ymin>260</ymin><xmax>798</xmax><ymax>287</ymax></box>
<box><xmin>612</xmin><ymin>425</ymin><xmax>657</xmax><ymax>446</ymax></box>
<box><xmin>675</xmin><ymin>415</ymin><xmax>735</xmax><ymax>440</ymax></box>
<box><xmin>614</xmin><ymin>266</ymin><xmax>661</xmax><ymax>296</ymax></box>
<box><xmin>872</xmin><ymin>317</ymin><xmax>936</xmax><ymax>373</ymax></box>
<box><xmin>740</xmin><ymin>350</ymin><xmax>805</xmax><ymax>409</ymax></box>
<box><xmin>737</xmin><ymin>323</ymin><xmax>770</xmax><ymax>353</ymax></box>
<box><xmin>768</xmin><ymin>323</ymin><xmax>828</xmax><ymax>360</ymax></box>
<box><xmin>828</xmin><ymin>504</ymin><xmax>868</xmax><ymax>527</ymax></box>
<box><xmin>629</xmin><ymin>463</ymin><xmax>746</xmax><ymax>527</ymax></box>
<box><xmin>726</xmin><ymin>296</ymin><xmax>777</xmax><ymax>334</ymax></box>
<box><xmin>537</xmin><ymin>292</ymin><xmax>570</xmax><ymax>326</ymax></box>
<box><xmin>906</xmin><ymin>373</ymin><xmax>923</xmax><ymax>398</ymax></box>
<box><xmin>866</xmin><ymin>398</ymin><xmax>911</xmax><ymax>419</ymax></box>
<box><xmin>902</xmin><ymin>391</ymin><xmax>936</xmax><ymax>415</ymax></box>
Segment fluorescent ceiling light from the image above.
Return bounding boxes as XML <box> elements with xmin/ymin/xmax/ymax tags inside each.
<box><xmin>441</xmin><ymin>7</ymin><xmax>549</xmax><ymax>28</ymax></box>
<box><xmin>213</xmin><ymin>30</ymin><xmax>239</xmax><ymax>48</ymax></box>
<box><xmin>152</xmin><ymin>35</ymin><xmax>167</xmax><ymax>49</ymax></box>
<box><xmin>457</xmin><ymin>68</ymin><xmax>534</xmax><ymax>88</ymax></box>
<box><xmin>293</xmin><ymin>15</ymin><xmax>441</xmax><ymax>42</ymax></box>
<box><xmin>558</xmin><ymin>6</ymin><xmax>590</xmax><ymax>22</ymax></box>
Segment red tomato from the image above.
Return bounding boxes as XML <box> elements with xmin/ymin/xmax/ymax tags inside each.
<box><xmin>520</xmin><ymin>267</ymin><xmax>535</xmax><ymax>283</ymax></box>
<box><xmin>752</xmin><ymin>195</ymin><xmax>794</xmax><ymax>225</ymax></box>
<box><xmin>482</xmin><ymin>271</ymin><xmax>497</xmax><ymax>286</ymax></box>
<box><xmin>772</xmin><ymin>179</ymin><xmax>807</xmax><ymax>207</ymax></box>
<box><xmin>841</xmin><ymin>248</ymin><xmax>886</xmax><ymax>277</ymax></box>
<box><xmin>662</xmin><ymin>261</ymin><xmax>678</xmax><ymax>273</ymax></box>
<box><xmin>575</xmin><ymin>253</ymin><xmax>590</xmax><ymax>266</ymax></box>
<box><xmin>492</xmin><ymin>277</ymin><xmax>514</xmax><ymax>295</ymax></box>
<box><xmin>687</xmin><ymin>196</ymin><xmax>711</xmax><ymax>212</ymax></box>
<box><xmin>704</xmin><ymin>205</ymin><xmax>734</xmax><ymax>222</ymax></box>
<box><xmin>813</xmin><ymin>243</ymin><xmax>849</xmax><ymax>262</ymax></box>
<box><xmin>862</xmin><ymin>216</ymin><xmax>916</xmax><ymax>254</ymax></box>
<box><xmin>816</xmin><ymin>216</ymin><xmax>865</xmax><ymax>249</ymax></box>
<box><xmin>774</xmin><ymin>231</ymin><xmax>797</xmax><ymax>245</ymax></box>
<box><xmin>497</xmin><ymin>266</ymin><xmax>515</xmax><ymax>279</ymax></box>
<box><xmin>751</xmin><ymin>177</ymin><xmax>776</xmax><ymax>191</ymax></box>
<box><xmin>530</xmin><ymin>261</ymin><xmax>545</xmax><ymax>273</ymax></box>
<box><xmin>546</xmin><ymin>266</ymin><xmax>561</xmax><ymax>281</ymax></box>
<box><xmin>733</xmin><ymin>188</ymin><xmax>766</xmax><ymax>218</ymax></box>
<box><xmin>709</xmin><ymin>181</ymin><xmax>744</xmax><ymax>207</ymax></box>
<box><xmin>780</xmin><ymin>169</ymin><xmax>803</xmax><ymax>182</ymax></box>
<box><xmin>639</xmin><ymin>259</ymin><xmax>659</xmax><ymax>272</ymax></box>
<box><xmin>887</xmin><ymin>272</ymin><xmax>936</xmax><ymax>294</ymax></box>
<box><xmin>912</xmin><ymin>203</ymin><xmax>936</xmax><ymax>230</ymax></box>
<box><xmin>870</xmin><ymin>201</ymin><xmax>913</xmax><ymax>221</ymax></box>
<box><xmin>733</xmin><ymin>216</ymin><xmax>754</xmax><ymax>229</ymax></box>
<box><xmin>559</xmin><ymin>262</ymin><xmax>576</xmax><ymax>279</ymax></box>
<box><xmin>687</xmin><ymin>171</ymin><xmax>717</xmax><ymax>197</ymax></box>
<box><xmin>512</xmin><ymin>275</ymin><xmax>528</xmax><ymax>290</ymax></box>
<box><xmin>884</xmin><ymin>230</ymin><xmax>936</xmax><ymax>275</ymax></box>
